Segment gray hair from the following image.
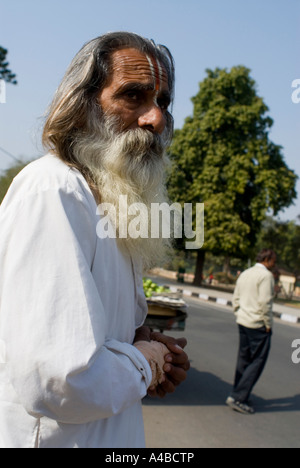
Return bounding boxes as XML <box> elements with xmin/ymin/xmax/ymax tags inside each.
<box><xmin>42</xmin><ymin>32</ymin><xmax>175</xmax><ymax>165</ymax></box>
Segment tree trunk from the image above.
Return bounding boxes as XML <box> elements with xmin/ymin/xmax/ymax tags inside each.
<box><xmin>223</xmin><ymin>256</ymin><xmax>230</xmax><ymax>274</ymax></box>
<box><xmin>193</xmin><ymin>249</ymin><xmax>205</xmax><ymax>286</ymax></box>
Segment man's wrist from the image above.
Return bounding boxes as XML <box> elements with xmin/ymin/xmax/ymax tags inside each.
<box><xmin>133</xmin><ymin>326</ymin><xmax>151</xmax><ymax>343</ymax></box>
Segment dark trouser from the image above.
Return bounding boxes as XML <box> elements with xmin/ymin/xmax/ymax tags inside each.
<box><xmin>231</xmin><ymin>324</ymin><xmax>272</xmax><ymax>403</ymax></box>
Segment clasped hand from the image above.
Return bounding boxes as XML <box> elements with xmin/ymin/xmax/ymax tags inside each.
<box><xmin>134</xmin><ymin>326</ymin><xmax>190</xmax><ymax>398</ymax></box>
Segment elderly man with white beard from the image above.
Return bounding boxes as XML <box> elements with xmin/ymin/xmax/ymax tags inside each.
<box><xmin>0</xmin><ymin>32</ymin><xmax>190</xmax><ymax>448</ymax></box>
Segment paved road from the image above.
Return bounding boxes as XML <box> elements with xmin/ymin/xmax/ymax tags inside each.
<box><xmin>142</xmin><ymin>298</ymin><xmax>300</xmax><ymax>448</ymax></box>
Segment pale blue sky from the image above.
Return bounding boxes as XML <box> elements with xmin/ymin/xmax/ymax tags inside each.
<box><xmin>0</xmin><ymin>0</ymin><xmax>299</xmax><ymax>220</ymax></box>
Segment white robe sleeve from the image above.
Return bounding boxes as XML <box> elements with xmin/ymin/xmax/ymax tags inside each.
<box><xmin>0</xmin><ymin>182</ymin><xmax>152</xmax><ymax>424</ymax></box>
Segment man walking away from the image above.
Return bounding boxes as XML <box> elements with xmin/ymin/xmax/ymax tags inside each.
<box><xmin>226</xmin><ymin>249</ymin><xmax>276</xmax><ymax>415</ymax></box>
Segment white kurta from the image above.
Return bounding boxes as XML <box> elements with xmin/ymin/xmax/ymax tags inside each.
<box><xmin>0</xmin><ymin>153</ymin><xmax>152</xmax><ymax>448</ymax></box>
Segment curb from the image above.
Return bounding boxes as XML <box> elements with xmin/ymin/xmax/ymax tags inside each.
<box><xmin>165</xmin><ymin>285</ymin><xmax>300</xmax><ymax>326</ymax></box>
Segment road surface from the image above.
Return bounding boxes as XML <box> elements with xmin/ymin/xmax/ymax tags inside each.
<box><xmin>142</xmin><ymin>297</ymin><xmax>300</xmax><ymax>448</ymax></box>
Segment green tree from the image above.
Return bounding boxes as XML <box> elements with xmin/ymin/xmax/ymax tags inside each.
<box><xmin>0</xmin><ymin>162</ymin><xmax>27</xmax><ymax>203</ymax></box>
<box><xmin>168</xmin><ymin>66</ymin><xmax>297</xmax><ymax>285</ymax></box>
<box><xmin>0</xmin><ymin>47</ymin><xmax>17</xmax><ymax>84</ymax></box>
<box><xmin>256</xmin><ymin>216</ymin><xmax>300</xmax><ymax>275</ymax></box>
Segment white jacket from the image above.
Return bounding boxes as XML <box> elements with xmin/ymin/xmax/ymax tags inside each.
<box><xmin>0</xmin><ymin>154</ymin><xmax>152</xmax><ymax>448</ymax></box>
<box><xmin>233</xmin><ymin>264</ymin><xmax>275</xmax><ymax>330</ymax></box>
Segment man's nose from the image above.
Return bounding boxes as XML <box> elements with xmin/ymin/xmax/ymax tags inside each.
<box><xmin>137</xmin><ymin>103</ymin><xmax>166</xmax><ymax>134</ymax></box>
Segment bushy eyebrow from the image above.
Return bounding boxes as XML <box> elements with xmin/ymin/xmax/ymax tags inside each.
<box><xmin>118</xmin><ymin>82</ymin><xmax>155</xmax><ymax>92</ymax></box>
<box><xmin>113</xmin><ymin>82</ymin><xmax>171</xmax><ymax>104</ymax></box>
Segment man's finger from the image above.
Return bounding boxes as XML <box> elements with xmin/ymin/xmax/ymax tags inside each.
<box><xmin>151</xmin><ymin>332</ymin><xmax>187</xmax><ymax>350</ymax></box>
<box><xmin>164</xmin><ymin>364</ymin><xmax>188</xmax><ymax>386</ymax></box>
<box><xmin>176</xmin><ymin>337</ymin><xmax>188</xmax><ymax>349</ymax></box>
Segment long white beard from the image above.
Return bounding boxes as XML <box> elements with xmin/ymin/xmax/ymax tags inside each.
<box><xmin>72</xmin><ymin>116</ymin><xmax>174</xmax><ymax>270</ymax></box>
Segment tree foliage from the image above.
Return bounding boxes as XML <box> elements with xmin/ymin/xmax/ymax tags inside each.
<box><xmin>256</xmin><ymin>216</ymin><xmax>300</xmax><ymax>275</ymax></box>
<box><xmin>168</xmin><ymin>66</ymin><xmax>298</xmax><ymax>284</ymax></box>
<box><xmin>0</xmin><ymin>47</ymin><xmax>17</xmax><ymax>84</ymax></box>
<box><xmin>0</xmin><ymin>163</ymin><xmax>27</xmax><ymax>204</ymax></box>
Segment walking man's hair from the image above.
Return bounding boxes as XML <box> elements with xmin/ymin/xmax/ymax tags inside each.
<box><xmin>256</xmin><ymin>248</ymin><xmax>276</xmax><ymax>263</ymax></box>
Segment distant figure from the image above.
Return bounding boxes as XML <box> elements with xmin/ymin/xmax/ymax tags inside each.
<box><xmin>226</xmin><ymin>249</ymin><xmax>276</xmax><ymax>415</ymax></box>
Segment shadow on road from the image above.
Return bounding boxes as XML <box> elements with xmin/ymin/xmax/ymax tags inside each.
<box><xmin>253</xmin><ymin>394</ymin><xmax>300</xmax><ymax>413</ymax></box>
<box><xmin>143</xmin><ymin>367</ymin><xmax>300</xmax><ymax>414</ymax></box>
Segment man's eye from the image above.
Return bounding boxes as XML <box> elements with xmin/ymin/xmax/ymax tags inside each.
<box><xmin>157</xmin><ymin>99</ymin><xmax>170</xmax><ymax>111</ymax></box>
<box><xmin>126</xmin><ymin>91</ymin><xmax>140</xmax><ymax>101</ymax></box>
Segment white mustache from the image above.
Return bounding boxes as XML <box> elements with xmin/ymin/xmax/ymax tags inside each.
<box><xmin>116</xmin><ymin>128</ymin><xmax>165</xmax><ymax>158</ymax></box>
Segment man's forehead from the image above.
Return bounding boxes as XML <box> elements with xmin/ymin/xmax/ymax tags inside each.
<box><xmin>109</xmin><ymin>48</ymin><xmax>169</xmax><ymax>89</ymax></box>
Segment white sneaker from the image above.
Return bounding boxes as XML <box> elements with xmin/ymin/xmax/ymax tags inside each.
<box><xmin>226</xmin><ymin>396</ymin><xmax>255</xmax><ymax>415</ymax></box>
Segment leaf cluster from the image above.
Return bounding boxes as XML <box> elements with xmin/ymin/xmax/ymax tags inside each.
<box><xmin>168</xmin><ymin>66</ymin><xmax>297</xmax><ymax>258</ymax></box>
<box><xmin>0</xmin><ymin>47</ymin><xmax>17</xmax><ymax>84</ymax></box>
<box><xmin>0</xmin><ymin>162</ymin><xmax>27</xmax><ymax>203</ymax></box>
<box><xmin>256</xmin><ymin>216</ymin><xmax>300</xmax><ymax>275</ymax></box>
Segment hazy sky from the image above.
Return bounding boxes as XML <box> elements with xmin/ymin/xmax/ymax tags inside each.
<box><xmin>1</xmin><ymin>0</ymin><xmax>299</xmax><ymax>220</ymax></box>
